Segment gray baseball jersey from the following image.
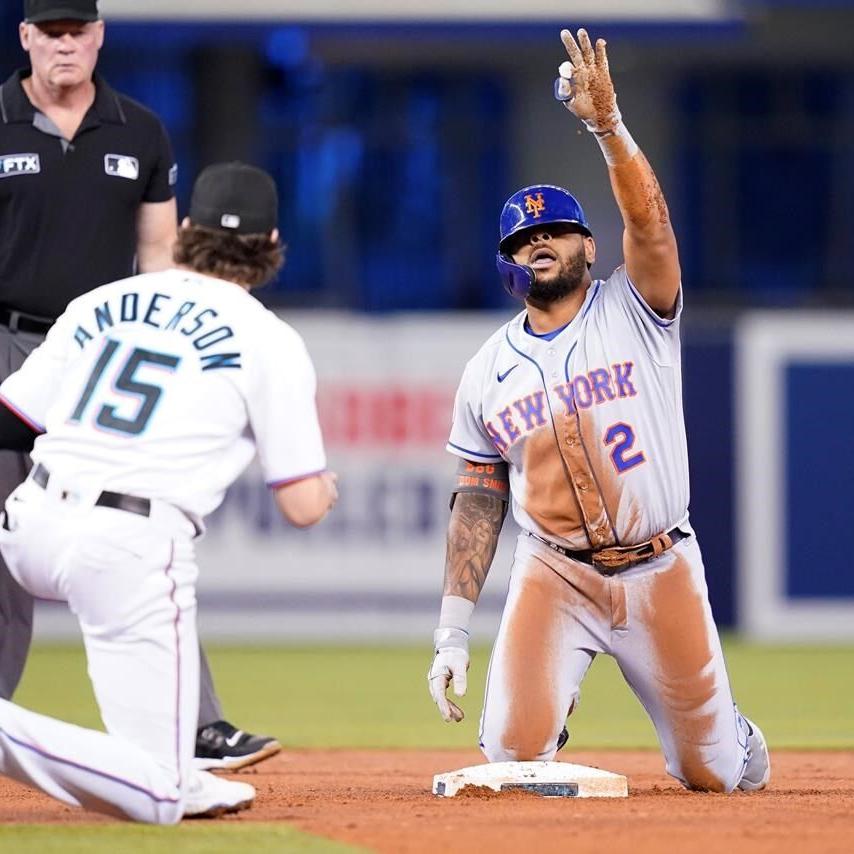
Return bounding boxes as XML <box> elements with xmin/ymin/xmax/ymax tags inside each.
<box><xmin>448</xmin><ymin>265</ymin><xmax>690</xmax><ymax>550</ymax></box>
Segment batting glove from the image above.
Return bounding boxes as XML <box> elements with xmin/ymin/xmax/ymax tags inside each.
<box><xmin>428</xmin><ymin>627</ymin><xmax>469</xmax><ymax>723</ymax></box>
<box><xmin>553</xmin><ymin>29</ymin><xmax>620</xmax><ymax>132</ymax></box>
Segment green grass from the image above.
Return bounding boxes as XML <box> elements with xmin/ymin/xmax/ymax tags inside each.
<box><xmin>15</xmin><ymin>639</ymin><xmax>854</xmax><ymax>750</ymax></box>
<box><xmin>0</xmin><ymin>824</ymin><xmax>366</xmax><ymax>853</ymax></box>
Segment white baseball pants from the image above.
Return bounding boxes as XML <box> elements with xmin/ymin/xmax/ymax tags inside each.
<box><xmin>0</xmin><ymin>475</ymin><xmax>199</xmax><ymax>823</ymax></box>
<box><xmin>479</xmin><ymin>531</ymin><xmax>750</xmax><ymax>792</ymax></box>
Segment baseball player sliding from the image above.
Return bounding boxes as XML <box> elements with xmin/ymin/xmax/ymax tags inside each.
<box><xmin>428</xmin><ymin>29</ymin><xmax>770</xmax><ymax>793</ymax></box>
<box><xmin>0</xmin><ymin>162</ymin><xmax>338</xmax><ymax>822</ymax></box>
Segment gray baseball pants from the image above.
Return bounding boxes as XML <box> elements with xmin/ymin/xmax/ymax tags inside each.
<box><xmin>479</xmin><ymin>531</ymin><xmax>750</xmax><ymax>792</ymax></box>
<box><xmin>0</xmin><ymin>325</ymin><xmax>223</xmax><ymax>727</ymax></box>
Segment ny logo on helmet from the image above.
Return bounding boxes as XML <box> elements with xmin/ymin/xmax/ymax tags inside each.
<box><xmin>524</xmin><ymin>193</ymin><xmax>546</xmax><ymax>218</ymax></box>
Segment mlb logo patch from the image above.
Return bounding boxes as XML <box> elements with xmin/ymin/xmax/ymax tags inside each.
<box><xmin>0</xmin><ymin>153</ymin><xmax>40</xmax><ymax>178</ymax></box>
<box><xmin>104</xmin><ymin>154</ymin><xmax>140</xmax><ymax>181</ymax></box>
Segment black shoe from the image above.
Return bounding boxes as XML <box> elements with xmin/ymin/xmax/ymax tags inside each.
<box><xmin>556</xmin><ymin>726</ymin><xmax>569</xmax><ymax>752</ymax></box>
<box><xmin>194</xmin><ymin>720</ymin><xmax>282</xmax><ymax>772</ymax></box>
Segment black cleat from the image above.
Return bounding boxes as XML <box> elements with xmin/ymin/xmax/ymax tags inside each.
<box><xmin>193</xmin><ymin>720</ymin><xmax>282</xmax><ymax>772</ymax></box>
<box><xmin>556</xmin><ymin>726</ymin><xmax>570</xmax><ymax>752</ymax></box>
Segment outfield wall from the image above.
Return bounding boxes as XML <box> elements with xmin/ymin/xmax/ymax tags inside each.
<box><xmin>194</xmin><ymin>311</ymin><xmax>513</xmax><ymax>643</ymax></box>
<box><xmin>33</xmin><ymin>309</ymin><xmax>854</xmax><ymax>642</ymax></box>
<box><xmin>736</xmin><ymin>312</ymin><xmax>854</xmax><ymax>641</ymax></box>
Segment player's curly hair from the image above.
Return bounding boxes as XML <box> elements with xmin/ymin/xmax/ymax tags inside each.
<box><xmin>172</xmin><ymin>224</ymin><xmax>285</xmax><ymax>289</ymax></box>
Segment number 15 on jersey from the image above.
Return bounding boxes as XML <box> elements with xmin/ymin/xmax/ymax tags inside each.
<box><xmin>69</xmin><ymin>339</ymin><xmax>181</xmax><ymax>436</ymax></box>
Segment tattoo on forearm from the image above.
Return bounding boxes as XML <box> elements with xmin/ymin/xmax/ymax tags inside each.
<box><xmin>443</xmin><ymin>493</ymin><xmax>506</xmax><ymax>601</ymax></box>
<box><xmin>642</xmin><ymin>154</ymin><xmax>670</xmax><ymax>228</ymax></box>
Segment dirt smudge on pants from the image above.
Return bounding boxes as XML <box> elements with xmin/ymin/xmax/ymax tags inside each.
<box><xmin>640</xmin><ymin>554</ymin><xmax>723</xmax><ymax>791</ymax></box>
<box><xmin>609</xmin><ymin>578</ymin><xmax>628</xmax><ymax>630</ymax></box>
<box><xmin>499</xmin><ymin>564</ymin><xmax>562</xmax><ymax>759</ymax></box>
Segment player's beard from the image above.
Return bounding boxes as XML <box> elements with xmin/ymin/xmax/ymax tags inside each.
<box><xmin>526</xmin><ymin>245</ymin><xmax>588</xmax><ymax>308</ymax></box>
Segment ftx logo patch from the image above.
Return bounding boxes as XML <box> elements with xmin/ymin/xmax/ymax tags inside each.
<box><xmin>0</xmin><ymin>153</ymin><xmax>40</xmax><ymax>178</ymax></box>
<box><xmin>104</xmin><ymin>154</ymin><xmax>139</xmax><ymax>181</ymax></box>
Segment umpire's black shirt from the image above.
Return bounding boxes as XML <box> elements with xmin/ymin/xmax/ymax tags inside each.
<box><xmin>0</xmin><ymin>69</ymin><xmax>176</xmax><ymax>319</ymax></box>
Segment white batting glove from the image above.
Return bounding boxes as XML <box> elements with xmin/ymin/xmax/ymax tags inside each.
<box><xmin>427</xmin><ymin>627</ymin><xmax>469</xmax><ymax>723</ymax></box>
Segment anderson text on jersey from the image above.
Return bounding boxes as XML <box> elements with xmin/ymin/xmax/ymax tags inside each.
<box><xmin>71</xmin><ymin>290</ymin><xmax>241</xmax><ymax>371</ymax></box>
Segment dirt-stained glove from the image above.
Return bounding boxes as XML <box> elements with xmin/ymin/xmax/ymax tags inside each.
<box><xmin>554</xmin><ymin>28</ymin><xmax>638</xmax><ymax>166</ymax></box>
<box><xmin>554</xmin><ymin>28</ymin><xmax>620</xmax><ymax>134</ymax></box>
<box><xmin>427</xmin><ymin>627</ymin><xmax>469</xmax><ymax>723</ymax></box>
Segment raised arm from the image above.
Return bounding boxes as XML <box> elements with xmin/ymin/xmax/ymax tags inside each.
<box><xmin>428</xmin><ymin>460</ymin><xmax>509</xmax><ymax>723</ymax></box>
<box><xmin>556</xmin><ymin>28</ymin><xmax>680</xmax><ymax>317</ymax></box>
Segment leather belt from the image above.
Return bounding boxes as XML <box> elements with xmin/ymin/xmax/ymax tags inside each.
<box><xmin>0</xmin><ymin>307</ymin><xmax>55</xmax><ymax>337</ymax></box>
<box><xmin>526</xmin><ymin>526</ymin><xmax>688</xmax><ymax>573</ymax></box>
<box><xmin>31</xmin><ymin>463</ymin><xmax>151</xmax><ymax>518</ymax></box>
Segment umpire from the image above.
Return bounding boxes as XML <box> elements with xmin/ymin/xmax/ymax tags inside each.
<box><xmin>0</xmin><ymin>0</ymin><xmax>280</xmax><ymax>770</ymax></box>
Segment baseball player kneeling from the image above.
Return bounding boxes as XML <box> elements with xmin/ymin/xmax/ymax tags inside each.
<box><xmin>0</xmin><ymin>163</ymin><xmax>338</xmax><ymax>822</ymax></box>
<box><xmin>427</xmin><ymin>28</ymin><xmax>770</xmax><ymax>794</ymax></box>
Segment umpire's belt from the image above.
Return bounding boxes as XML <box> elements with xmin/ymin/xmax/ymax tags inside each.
<box><xmin>0</xmin><ymin>307</ymin><xmax>54</xmax><ymax>337</ymax></box>
<box><xmin>526</xmin><ymin>527</ymin><xmax>688</xmax><ymax>573</ymax></box>
<box><xmin>32</xmin><ymin>463</ymin><xmax>150</xmax><ymax>518</ymax></box>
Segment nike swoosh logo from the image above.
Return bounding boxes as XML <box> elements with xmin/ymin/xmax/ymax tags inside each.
<box><xmin>497</xmin><ymin>365</ymin><xmax>519</xmax><ymax>383</ymax></box>
<box><xmin>225</xmin><ymin>731</ymin><xmax>244</xmax><ymax>747</ymax></box>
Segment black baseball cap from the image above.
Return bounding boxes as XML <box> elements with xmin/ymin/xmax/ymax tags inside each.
<box><xmin>24</xmin><ymin>0</ymin><xmax>99</xmax><ymax>23</ymax></box>
<box><xmin>189</xmin><ymin>162</ymin><xmax>279</xmax><ymax>236</ymax></box>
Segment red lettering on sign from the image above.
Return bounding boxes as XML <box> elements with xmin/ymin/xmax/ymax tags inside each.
<box><xmin>317</xmin><ymin>385</ymin><xmax>455</xmax><ymax>448</ymax></box>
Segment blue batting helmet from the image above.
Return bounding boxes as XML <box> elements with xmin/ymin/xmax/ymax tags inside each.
<box><xmin>496</xmin><ymin>184</ymin><xmax>592</xmax><ymax>299</ymax></box>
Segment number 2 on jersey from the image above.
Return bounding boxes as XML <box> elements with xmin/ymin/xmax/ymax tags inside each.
<box><xmin>604</xmin><ymin>422</ymin><xmax>646</xmax><ymax>473</ymax></box>
<box><xmin>69</xmin><ymin>339</ymin><xmax>180</xmax><ymax>436</ymax></box>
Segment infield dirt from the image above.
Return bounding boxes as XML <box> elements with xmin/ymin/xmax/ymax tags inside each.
<box><xmin>0</xmin><ymin>749</ymin><xmax>851</xmax><ymax>853</ymax></box>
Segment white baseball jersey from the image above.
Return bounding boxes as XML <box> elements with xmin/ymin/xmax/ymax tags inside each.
<box><xmin>0</xmin><ymin>268</ymin><xmax>327</xmax><ymax>519</ymax></box>
<box><xmin>448</xmin><ymin>265</ymin><xmax>689</xmax><ymax>550</ymax></box>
